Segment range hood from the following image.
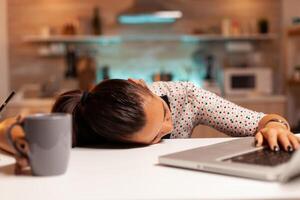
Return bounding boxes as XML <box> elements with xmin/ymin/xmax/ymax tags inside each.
<box><xmin>118</xmin><ymin>0</ymin><xmax>182</xmax><ymax>24</ymax></box>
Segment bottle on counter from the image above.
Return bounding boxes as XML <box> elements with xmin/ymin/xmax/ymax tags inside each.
<box><xmin>221</xmin><ymin>18</ymin><xmax>231</xmax><ymax>36</ymax></box>
<box><xmin>293</xmin><ymin>65</ymin><xmax>300</xmax><ymax>81</ymax></box>
<box><xmin>65</xmin><ymin>45</ymin><xmax>77</xmax><ymax>78</ymax></box>
<box><xmin>204</xmin><ymin>55</ymin><xmax>214</xmax><ymax>81</ymax></box>
<box><xmin>77</xmin><ymin>56</ymin><xmax>96</xmax><ymax>91</ymax></box>
<box><xmin>100</xmin><ymin>65</ymin><xmax>110</xmax><ymax>80</ymax></box>
<box><xmin>231</xmin><ymin>19</ymin><xmax>241</xmax><ymax>36</ymax></box>
<box><xmin>91</xmin><ymin>6</ymin><xmax>102</xmax><ymax>35</ymax></box>
<box><xmin>258</xmin><ymin>18</ymin><xmax>269</xmax><ymax>34</ymax></box>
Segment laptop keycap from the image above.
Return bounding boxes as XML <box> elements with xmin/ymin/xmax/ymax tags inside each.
<box><xmin>224</xmin><ymin>148</ymin><xmax>294</xmax><ymax>166</ymax></box>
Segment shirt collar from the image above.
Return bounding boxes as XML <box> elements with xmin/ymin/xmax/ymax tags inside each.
<box><xmin>160</xmin><ymin>95</ymin><xmax>171</xmax><ymax>110</ymax></box>
<box><xmin>160</xmin><ymin>95</ymin><xmax>171</xmax><ymax>139</ymax></box>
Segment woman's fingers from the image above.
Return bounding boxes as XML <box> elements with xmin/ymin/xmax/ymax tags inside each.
<box><xmin>258</xmin><ymin>125</ymin><xmax>300</xmax><ymax>151</ymax></box>
<box><xmin>288</xmin><ymin>133</ymin><xmax>300</xmax><ymax>150</ymax></box>
<box><xmin>15</xmin><ymin>155</ymin><xmax>29</xmax><ymax>168</ymax></box>
<box><xmin>277</xmin><ymin>129</ymin><xmax>292</xmax><ymax>151</ymax></box>
<box><xmin>255</xmin><ymin>127</ymin><xmax>268</xmax><ymax>146</ymax></box>
<box><xmin>128</xmin><ymin>78</ymin><xmax>138</xmax><ymax>84</ymax></box>
<box><xmin>255</xmin><ymin>131</ymin><xmax>263</xmax><ymax>147</ymax></box>
<box><xmin>15</xmin><ymin>155</ymin><xmax>30</xmax><ymax>175</ymax></box>
<box><xmin>264</xmin><ymin>128</ymin><xmax>279</xmax><ymax>151</ymax></box>
<box><xmin>137</xmin><ymin>79</ymin><xmax>148</xmax><ymax>88</ymax></box>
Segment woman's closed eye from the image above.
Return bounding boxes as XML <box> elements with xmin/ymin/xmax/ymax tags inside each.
<box><xmin>162</xmin><ymin>103</ymin><xmax>167</xmax><ymax>121</ymax></box>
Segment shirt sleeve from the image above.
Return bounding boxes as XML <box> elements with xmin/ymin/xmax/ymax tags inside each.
<box><xmin>185</xmin><ymin>82</ymin><xmax>266</xmax><ymax>137</ymax></box>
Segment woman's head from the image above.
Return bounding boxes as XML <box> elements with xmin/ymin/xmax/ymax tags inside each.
<box><xmin>52</xmin><ymin>79</ymin><xmax>173</xmax><ymax>146</ymax></box>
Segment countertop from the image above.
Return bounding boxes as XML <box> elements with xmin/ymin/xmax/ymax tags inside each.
<box><xmin>0</xmin><ymin>138</ymin><xmax>299</xmax><ymax>199</ymax></box>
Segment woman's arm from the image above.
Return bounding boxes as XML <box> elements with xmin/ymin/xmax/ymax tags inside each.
<box><xmin>185</xmin><ymin>83</ymin><xmax>265</xmax><ymax>137</ymax></box>
<box><xmin>129</xmin><ymin>80</ymin><xmax>299</xmax><ymax>151</ymax></box>
<box><xmin>0</xmin><ymin>117</ymin><xmax>24</xmax><ymax>154</ymax></box>
<box><xmin>183</xmin><ymin>82</ymin><xmax>299</xmax><ymax>151</ymax></box>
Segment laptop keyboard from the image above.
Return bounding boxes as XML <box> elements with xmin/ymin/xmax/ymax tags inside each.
<box><xmin>224</xmin><ymin>148</ymin><xmax>294</xmax><ymax>166</ymax></box>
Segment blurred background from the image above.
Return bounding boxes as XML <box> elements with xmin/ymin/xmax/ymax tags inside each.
<box><xmin>0</xmin><ymin>0</ymin><xmax>300</xmax><ymax>137</ymax></box>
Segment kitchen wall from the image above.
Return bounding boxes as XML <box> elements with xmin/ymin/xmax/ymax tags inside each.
<box><xmin>8</xmin><ymin>0</ymin><xmax>282</xmax><ymax>91</ymax></box>
<box><xmin>282</xmin><ymin>0</ymin><xmax>300</xmax><ymax>76</ymax></box>
<box><xmin>282</xmin><ymin>0</ymin><xmax>300</xmax><ymax>27</ymax></box>
<box><xmin>282</xmin><ymin>0</ymin><xmax>300</xmax><ymax>127</ymax></box>
<box><xmin>0</xmin><ymin>0</ymin><xmax>9</xmax><ymax>101</ymax></box>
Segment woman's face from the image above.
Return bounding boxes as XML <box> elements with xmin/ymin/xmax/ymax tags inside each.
<box><xmin>128</xmin><ymin>94</ymin><xmax>174</xmax><ymax>144</ymax></box>
<box><xmin>124</xmin><ymin>79</ymin><xmax>173</xmax><ymax>144</ymax></box>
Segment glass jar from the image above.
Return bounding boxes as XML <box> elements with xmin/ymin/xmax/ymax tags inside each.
<box><xmin>293</xmin><ymin>65</ymin><xmax>300</xmax><ymax>81</ymax></box>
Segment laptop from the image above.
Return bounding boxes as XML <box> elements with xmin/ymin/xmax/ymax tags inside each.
<box><xmin>159</xmin><ymin>137</ymin><xmax>300</xmax><ymax>182</ymax></box>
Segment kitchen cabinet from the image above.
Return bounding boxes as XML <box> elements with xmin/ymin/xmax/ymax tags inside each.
<box><xmin>284</xmin><ymin>26</ymin><xmax>300</xmax><ymax>129</ymax></box>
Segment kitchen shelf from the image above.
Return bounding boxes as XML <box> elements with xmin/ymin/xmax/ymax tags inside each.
<box><xmin>284</xmin><ymin>26</ymin><xmax>300</xmax><ymax>128</ymax></box>
<box><xmin>24</xmin><ymin>35</ymin><xmax>122</xmax><ymax>44</ymax></box>
<box><xmin>181</xmin><ymin>34</ymin><xmax>277</xmax><ymax>42</ymax></box>
<box><xmin>24</xmin><ymin>34</ymin><xmax>278</xmax><ymax>44</ymax></box>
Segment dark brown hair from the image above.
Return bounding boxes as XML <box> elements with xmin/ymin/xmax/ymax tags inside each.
<box><xmin>52</xmin><ymin>79</ymin><xmax>153</xmax><ymax>147</ymax></box>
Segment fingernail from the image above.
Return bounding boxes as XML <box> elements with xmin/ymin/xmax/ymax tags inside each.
<box><xmin>287</xmin><ymin>146</ymin><xmax>294</xmax><ymax>152</ymax></box>
<box><xmin>273</xmin><ymin>146</ymin><xmax>280</xmax><ymax>152</ymax></box>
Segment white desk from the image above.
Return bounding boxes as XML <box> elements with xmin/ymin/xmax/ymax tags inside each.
<box><xmin>0</xmin><ymin>138</ymin><xmax>300</xmax><ymax>199</ymax></box>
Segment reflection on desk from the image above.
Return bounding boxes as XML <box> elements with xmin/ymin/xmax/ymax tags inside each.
<box><xmin>0</xmin><ymin>138</ymin><xmax>300</xmax><ymax>199</ymax></box>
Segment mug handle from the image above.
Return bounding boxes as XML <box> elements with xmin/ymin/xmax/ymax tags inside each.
<box><xmin>6</xmin><ymin>119</ymin><xmax>29</xmax><ymax>158</ymax></box>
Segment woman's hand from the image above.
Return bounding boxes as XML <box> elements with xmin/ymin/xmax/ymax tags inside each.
<box><xmin>255</xmin><ymin>122</ymin><xmax>300</xmax><ymax>152</ymax></box>
<box><xmin>128</xmin><ymin>78</ymin><xmax>148</xmax><ymax>88</ymax></box>
<box><xmin>0</xmin><ymin>116</ymin><xmax>24</xmax><ymax>154</ymax></box>
<box><xmin>0</xmin><ymin>117</ymin><xmax>30</xmax><ymax>174</ymax></box>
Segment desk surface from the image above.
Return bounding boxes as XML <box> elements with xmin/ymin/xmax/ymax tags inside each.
<box><xmin>0</xmin><ymin>138</ymin><xmax>300</xmax><ymax>199</ymax></box>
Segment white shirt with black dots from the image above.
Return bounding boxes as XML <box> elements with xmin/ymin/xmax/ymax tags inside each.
<box><xmin>148</xmin><ymin>81</ymin><xmax>266</xmax><ymax>138</ymax></box>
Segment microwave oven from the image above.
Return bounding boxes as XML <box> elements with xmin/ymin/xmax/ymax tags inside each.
<box><xmin>223</xmin><ymin>68</ymin><xmax>273</xmax><ymax>96</ymax></box>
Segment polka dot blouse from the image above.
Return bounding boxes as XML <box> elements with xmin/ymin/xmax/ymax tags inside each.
<box><xmin>148</xmin><ymin>81</ymin><xmax>266</xmax><ymax>138</ymax></box>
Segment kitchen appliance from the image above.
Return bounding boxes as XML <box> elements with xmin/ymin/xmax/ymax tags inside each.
<box><xmin>118</xmin><ymin>0</ymin><xmax>182</xmax><ymax>24</ymax></box>
<box><xmin>223</xmin><ymin>67</ymin><xmax>273</xmax><ymax>96</ymax></box>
